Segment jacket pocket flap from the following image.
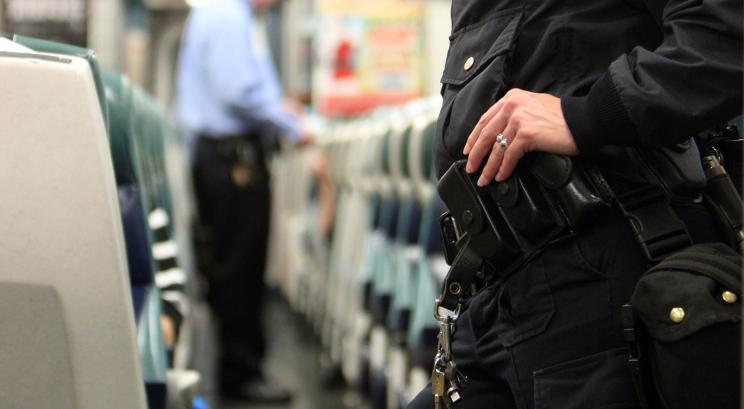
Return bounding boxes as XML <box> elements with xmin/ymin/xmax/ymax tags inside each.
<box><xmin>440</xmin><ymin>7</ymin><xmax>523</xmax><ymax>87</ymax></box>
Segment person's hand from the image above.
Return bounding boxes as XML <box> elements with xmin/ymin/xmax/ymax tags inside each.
<box><xmin>282</xmin><ymin>98</ymin><xmax>304</xmax><ymax>119</ymax></box>
<box><xmin>463</xmin><ymin>89</ymin><xmax>579</xmax><ymax>186</ymax></box>
<box><xmin>296</xmin><ymin>128</ymin><xmax>314</xmax><ymax>146</ymax></box>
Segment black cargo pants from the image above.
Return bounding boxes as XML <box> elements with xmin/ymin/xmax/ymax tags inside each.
<box><xmin>192</xmin><ymin>135</ymin><xmax>270</xmax><ymax>388</ymax></box>
<box><xmin>409</xmin><ymin>200</ymin><xmax>722</xmax><ymax>409</ymax></box>
<box><xmin>409</xmin><ymin>207</ymin><xmax>648</xmax><ymax>409</ymax></box>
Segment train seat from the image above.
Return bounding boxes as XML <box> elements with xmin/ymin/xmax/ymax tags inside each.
<box><xmin>369</xmin><ymin>119</ymin><xmax>413</xmax><ymax>409</ymax></box>
<box><xmin>386</xmin><ymin>118</ymin><xmax>427</xmax><ymax>409</ymax></box>
<box><xmin>138</xmin><ymin>288</ymin><xmax>170</xmax><ymax>409</ymax></box>
<box><xmin>405</xmin><ymin>114</ymin><xmax>446</xmax><ymax>403</ymax></box>
<box><xmin>387</xmin><ymin>123</ymin><xmax>418</xmax><ymax>335</ymax></box>
<box><xmin>0</xmin><ymin>51</ymin><xmax>146</xmax><ymax>409</ymax></box>
<box><xmin>14</xmin><ymin>35</ymin><xmax>109</xmax><ymax>133</ymax></box>
<box><xmin>105</xmin><ymin>72</ymin><xmax>157</xmax><ymax>290</ymax></box>
<box><xmin>0</xmin><ymin>282</ymin><xmax>76</xmax><ymax>408</ymax></box>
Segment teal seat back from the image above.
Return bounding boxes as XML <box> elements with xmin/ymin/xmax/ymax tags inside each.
<box><xmin>129</xmin><ymin>87</ymin><xmax>155</xmax><ymax>213</ymax></box>
<box><xmin>422</xmin><ymin>121</ymin><xmax>436</xmax><ymax>181</ymax></box>
<box><xmin>137</xmin><ymin>288</ymin><xmax>168</xmax><ymax>383</ymax></box>
<box><xmin>381</xmin><ymin>130</ymin><xmax>394</xmax><ymax>178</ymax></box>
<box><xmin>104</xmin><ymin>71</ymin><xmax>158</xmax><ymax>286</ymax></box>
<box><xmin>407</xmin><ymin>255</ymin><xmax>439</xmax><ymax>348</ymax></box>
<box><xmin>144</xmin><ymin>99</ymin><xmax>173</xmax><ymax>216</ymax></box>
<box><xmin>407</xmin><ymin>193</ymin><xmax>445</xmax><ymax>353</ymax></box>
<box><xmin>129</xmin><ymin>86</ymin><xmax>173</xmax><ymax>218</ymax></box>
<box><xmin>103</xmin><ymin>71</ymin><xmax>138</xmax><ymax>186</ymax></box>
<box><xmin>400</xmin><ymin>126</ymin><xmax>414</xmax><ymax>179</ymax></box>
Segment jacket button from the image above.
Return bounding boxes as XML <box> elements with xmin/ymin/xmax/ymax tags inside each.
<box><xmin>722</xmin><ymin>291</ymin><xmax>738</xmax><ymax>304</ymax></box>
<box><xmin>669</xmin><ymin>307</ymin><xmax>685</xmax><ymax>323</ymax></box>
<box><xmin>464</xmin><ymin>57</ymin><xmax>475</xmax><ymax>71</ymax></box>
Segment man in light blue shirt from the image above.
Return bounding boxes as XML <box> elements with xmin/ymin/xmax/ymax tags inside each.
<box><xmin>174</xmin><ymin>0</ymin><xmax>301</xmax><ymax>402</ymax></box>
<box><xmin>176</xmin><ymin>0</ymin><xmax>300</xmax><ymax>146</ymax></box>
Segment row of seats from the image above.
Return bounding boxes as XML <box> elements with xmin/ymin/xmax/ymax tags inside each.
<box><xmin>268</xmin><ymin>97</ymin><xmax>448</xmax><ymax>409</ymax></box>
<box><xmin>0</xmin><ymin>36</ymin><xmax>197</xmax><ymax>409</ymax></box>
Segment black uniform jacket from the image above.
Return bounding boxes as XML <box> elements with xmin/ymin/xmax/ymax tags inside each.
<box><xmin>434</xmin><ymin>0</ymin><xmax>743</xmax><ymax>177</ymax></box>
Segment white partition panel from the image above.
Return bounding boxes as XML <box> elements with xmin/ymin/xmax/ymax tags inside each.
<box><xmin>0</xmin><ymin>52</ymin><xmax>147</xmax><ymax>409</ymax></box>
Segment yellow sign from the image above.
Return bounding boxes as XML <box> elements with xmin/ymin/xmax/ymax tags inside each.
<box><xmin>315</xmin><ymin>0</ymin><xmax>424</xmax><ymax>116</ymax></box>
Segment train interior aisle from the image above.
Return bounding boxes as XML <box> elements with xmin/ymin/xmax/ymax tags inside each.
<box><xmin>3</xmin><ymin>1</ymin><xmax>740</xmax><ymax>409</ymax></box>
<box><xmin>191</xmin><ymin>292</ymin><xmax>358</xmax><ymax>409</ymax></box>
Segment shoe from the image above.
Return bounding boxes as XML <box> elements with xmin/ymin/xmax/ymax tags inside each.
<box><xmin>221</xmin><ymin>377</ymin><xmax>293</xmax><ymax>403</ymax></box>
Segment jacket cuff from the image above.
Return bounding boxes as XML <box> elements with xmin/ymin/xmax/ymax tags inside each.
<box><xmin>561</xmin><ymin>73</ymin><xmax>638</xmax><ymax>154</ymax></box>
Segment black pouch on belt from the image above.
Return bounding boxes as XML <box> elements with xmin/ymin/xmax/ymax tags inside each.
<box><xmin>484</xmin><ymin>158</ymin><xmax>567</xmax><ymax>251</ymax></box>
<box><xmin>526</xmin><ymin>152</ymin><xmax>614</xmax><ymax>226</ymax></box>
<box><xmin>623</xmin><ymin>243</ymin><xmax>741</xmax><ymax>409</ymax></box>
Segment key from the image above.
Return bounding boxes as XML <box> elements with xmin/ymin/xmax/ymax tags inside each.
<box><xmin>431</xmin><ymin>367</ymin><xmax>446</xmax><ymax>409</ymax></box>
<box><xmin>443</xmin><ymin>361</ymin><xmax>459</xmax><ymax>408</ymax></box>
<box><xmin>231</xmin><ymin>143</ymin><xmax>256</xmax><ymax>188</ymax></box>
<box><xmin>438</xmin><ymin>319</ymin><xmax>452</xmax><ymax>360</ymax></box>
<box><xmin>444</xmin><ymin>359</ymin><xmax>459</xmax><ymax>388</ymax></box>
<box><xmin>447</xmin><ymin>386</ymin><xmax>462</xmax><ymax>406</ymax></box>
<box><xmin>231</xmin><ymin>163</ymin><xmax>253</xmax><ymax>188</ymax></box>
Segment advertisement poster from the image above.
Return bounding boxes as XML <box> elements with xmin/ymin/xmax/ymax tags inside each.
<box><xmin>315</xmin><ymin>0</ymin><xmax>424</xmax><ymax>116</ymax></box>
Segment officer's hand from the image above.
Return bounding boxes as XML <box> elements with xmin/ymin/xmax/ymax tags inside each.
<box><xmin>463</xmin><ymin>89</ymin><xmax>579</xmax><ymax>186</ymax></box>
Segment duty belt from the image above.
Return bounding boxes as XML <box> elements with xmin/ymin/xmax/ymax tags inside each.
<box><xmin>433</xmin><ymin>152</ymin><xmax>694</xmax><ymax>405</ymax></box>
<box><xmin>433</xmin><ymin>148</ymin><xmax>712</xmax><ymax>407</ymax></box>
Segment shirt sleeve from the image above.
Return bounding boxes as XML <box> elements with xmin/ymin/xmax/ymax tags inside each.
<box><xmin>202</xmin><ymin>7</ymin><xmax>300</xmax><ymax>142</ymax></box>
<box><xmin>561</xmin><ymin>0</ymin><xmax>743</xmax><ymax>154</ymax></box>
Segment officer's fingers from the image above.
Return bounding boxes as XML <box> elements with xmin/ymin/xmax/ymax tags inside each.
<box><xmin>464</xmin><ymin>89</ymin><xmax>525</xmax><ymax>156</ymax></box>
<box><xmin>477</xmin><ymin>141</ymin><xmax>505</xmax><ymax>187</ymax></box>
<box><xmin>495</xmin><ymin>136</ymin><xmax>529</xmax><ymax>182</ymax></box>
<box><xmin>495</xmin><ymin>144</ymin><xmax>525</xmax><ymax>182</ymax></box>
<box><xmin>465</xmin><ymin>108</ymin><xmax>511</xmax><ymax>173</ymax></box>
<box><xmin>463</xmin><ymin>99</ymin><xmax>505</xmax><ymax>155</ymax></box>
<box><xmin>477</xmin><ymin>123</ymin><xmax>516</xmax><ymax>186</ymax></box>
<box><xmin>464</xmin><ymin>130</ymin><xmax>495</xmax><ymax>174</ymax></box>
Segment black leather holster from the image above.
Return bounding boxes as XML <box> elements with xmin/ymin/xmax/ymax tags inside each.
<box><xmin>437</xmin><ymin>153</ymin><xmax>613</xmax><ymax>266</ymax></box>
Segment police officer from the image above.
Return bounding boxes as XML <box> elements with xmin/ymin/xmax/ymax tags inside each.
<box><xmin>409</xmin><ymin>0</ymin><xmax>742</xmax><ymax>407</ymax></box>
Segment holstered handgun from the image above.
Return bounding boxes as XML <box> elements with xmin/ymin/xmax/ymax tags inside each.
<box><xmin>438</xmin><ymin>154</ymin><xmax>613</xmax><ymax>263</ymax></box>
<box><xmin>437</xmin><ymin>160</ymin><xmax>522</xmax><ymax>265</ymax></box>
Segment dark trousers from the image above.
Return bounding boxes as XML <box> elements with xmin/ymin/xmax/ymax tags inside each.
<box><xmin>192</xmin><ymin>135</ymin><xmax>270</xmax><ymax>388</ymax></box>
<box><xmin>409</xmin><ymin>203</ymin><xmax>721</xmax><ymax>409</ymax></box>
<box><xmin>409</xmin><ymin>202</ymin><xmax>720</xmax><ymax>409</ymax></box>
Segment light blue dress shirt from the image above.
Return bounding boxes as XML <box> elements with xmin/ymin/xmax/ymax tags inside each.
<box><xmin>175</xmin><ymin>0</ymin><xmax>299</xmax><ymax>147</ymax></box>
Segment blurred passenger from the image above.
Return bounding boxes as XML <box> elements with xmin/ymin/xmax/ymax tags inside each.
<box><xmin>174</xmin><ymin>0</ymin><xmax>306</xmax><ymax>402</ymax></box>
<box><xmin>310</xmin><ymin>152</ymin><xmax>336</xmax><ymax>240</ymax></box>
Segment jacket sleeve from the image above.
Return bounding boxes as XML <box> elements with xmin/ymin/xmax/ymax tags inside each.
<box><xmin>561</xmin><ymin>0</ymin><xmax>743</xmax><ymax>153</ymax></box>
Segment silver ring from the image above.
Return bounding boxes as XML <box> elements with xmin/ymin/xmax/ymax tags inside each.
<box><xmin>496</xmin><ymin>133</ymin><xmax>508</xmax><ymax>149</ymax></box>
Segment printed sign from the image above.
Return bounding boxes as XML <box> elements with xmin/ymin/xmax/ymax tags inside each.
<box><xmin>315</xmin><ymin>0</ymin><xmax>424</xmax><ymax>116</ymax></box>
